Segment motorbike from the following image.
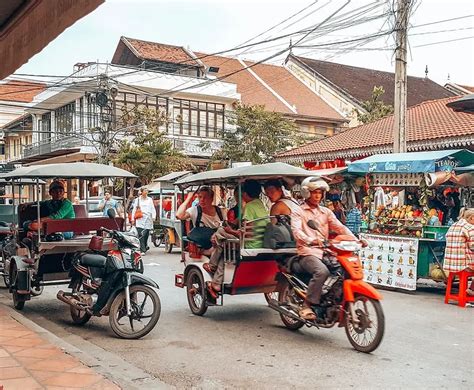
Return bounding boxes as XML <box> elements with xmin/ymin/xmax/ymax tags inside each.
<box><xmin>268</xmin><ymin>220</ymin><xmax>385</xmax><ymax>353</ymax></box>
<box><xmin>57</xmin><ymin>225</ymin><xmax>161</xmax><ymax>339</ymax></box>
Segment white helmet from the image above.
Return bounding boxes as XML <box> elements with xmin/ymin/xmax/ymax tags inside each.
<box><xmin>300</xmin><ymin>177</ymin><xmax>330</xmax><ymax>199</ymax></box>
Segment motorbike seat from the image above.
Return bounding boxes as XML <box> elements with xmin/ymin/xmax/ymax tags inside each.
<box><xmin>80</xmin><ymin>254</ymin><xmax>107</xmax><ymax>268</ymax></box>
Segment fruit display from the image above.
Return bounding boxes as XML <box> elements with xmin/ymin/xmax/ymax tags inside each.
<box><xmin>371</xmin><ymin>205</ymin><xmax>427</xmax><ymax>237</ymax></box>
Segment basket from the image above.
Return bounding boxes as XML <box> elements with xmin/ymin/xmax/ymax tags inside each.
<box><xmin>423</xmin><ymin>225</ymin><xmax>449</xmax><ymax>241</ymax></box>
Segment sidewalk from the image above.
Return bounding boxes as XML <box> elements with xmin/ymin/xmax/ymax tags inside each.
<box><xmin>0</xmin><ymin>305</ymin><xmax>120</xmax><ymax>390</ymax></box>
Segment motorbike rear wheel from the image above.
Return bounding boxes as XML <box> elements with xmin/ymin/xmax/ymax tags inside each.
<box><xmin>186</xmin><ymin>268</ymin><xmax>208</xmax><ymax>316</ymax></box>
<box><xmin>277</xmin><ymin>281</ymin><xmax>304</xmax><ymax>330</ymax></box>
<box><xmin>109</xmin><ymin>285</ymin><xmax>161</xmax><ymax>339</ymax></box>
<box><xmin>344</xmin><ymin>295</ymin><xmax>385</xmax><ymax>353</ymax></box>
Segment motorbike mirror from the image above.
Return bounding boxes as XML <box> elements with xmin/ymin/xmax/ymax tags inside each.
<box><xmin>107</xmin><ymin>208</ymin><xmax>116</xmax><ymax>219</ymax></box>
<box><xmin>307</xmin><ymin>220</ymin><xmax>319</xmax><ymax>231</ymax></box>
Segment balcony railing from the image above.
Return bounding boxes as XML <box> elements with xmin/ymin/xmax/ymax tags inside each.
<box><xmin>23</xmin><ymin>136</ymin><xmax>91</xmax><ymax>159</ymax></box>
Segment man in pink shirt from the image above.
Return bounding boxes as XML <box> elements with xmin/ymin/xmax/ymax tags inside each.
<box><xmin>291</xmin><ymin>177</ymin><xmax>357</xmax><ymax>321</ymax></box>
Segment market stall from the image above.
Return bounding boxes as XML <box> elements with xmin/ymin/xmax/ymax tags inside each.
<box><xmin>348</xmin><ymin>150</ymin><xmax>474</xmax><ymax>291</ymax></box>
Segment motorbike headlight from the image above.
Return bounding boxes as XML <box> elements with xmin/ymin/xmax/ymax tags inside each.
<box><xmin>332</xmin><ymin>241</ymin><xmax>362</xmax><ymax>252</ymax></box>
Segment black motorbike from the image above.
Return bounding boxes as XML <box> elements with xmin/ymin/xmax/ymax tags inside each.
<box><xmin>57</xmin><ymin>226</ymin><xmax>161</xmax><ymax>339</ymax></box>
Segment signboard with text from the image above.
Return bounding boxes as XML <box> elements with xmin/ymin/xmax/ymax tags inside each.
<box><xmin>359</xmin><ymin>233</ymin><xmax>418</xmax><ymax>291</ymax></box>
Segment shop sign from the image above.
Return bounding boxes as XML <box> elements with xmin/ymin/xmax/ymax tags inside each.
<box><xmin>435</xmin><ymin>158</ymin><xmax>459</xmax><ymax>172</ymax></box>
<box><xmin>359</xmin><ymin>233</ymin><xmax>418</xmax><ymax>291</ymax></box>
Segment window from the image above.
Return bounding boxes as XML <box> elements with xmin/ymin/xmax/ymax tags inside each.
<box><xmin>41</xmin><ymin>113</ymin><xmax>51</xmax><ymax>141</ymax></box>
<box><xmin>55</xmin><ymin>102</ymin><xmax>75</xmax><ymax>136</ymax></box>
<box><xmin>173</xmin><ymin>99</ymin><xmax>225</xmax><ymax>138</ymax></box>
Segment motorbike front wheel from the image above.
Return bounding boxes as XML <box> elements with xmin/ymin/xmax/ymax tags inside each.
<box><xmin>151</xmin><ymin>230</ymin><xmax>164</xmax><ymax>247</ymax></box>
<box><xmin>109</xmin><ymin>285</ymin><xmax>161</xmax><ymax>339</ymax></box>
<box><xmin>344</xmin><ymin>295</ymin><xmax>385</xmax><ymax>353</ymax></box>
<box><xmin>277</xmin><ymin>281</ymin><xmax>304</xmax><ymax>330</ymax></box>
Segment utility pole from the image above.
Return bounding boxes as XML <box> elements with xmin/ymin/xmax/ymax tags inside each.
<box><xmin>393</xmin><ymin>0</ymin><xmax>410</xmax><ymax>153</ymax></box>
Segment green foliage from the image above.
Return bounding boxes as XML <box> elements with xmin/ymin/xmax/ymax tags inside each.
<box><xmin>210</xmin><ymin>104</ymin><xmax>303</xmax><ymax>165</ymax></box>
<box><xmin>113</xmin><ymin>107</ymin><xmax>190</xmax><ymax>184</ymax></box>
<box><xmin>353</xmin><ymin>86</ymin><xmax>394</xmax><ymax>124</ymax></box>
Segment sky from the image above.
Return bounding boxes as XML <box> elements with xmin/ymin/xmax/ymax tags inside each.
<box><xmin>14</xmin><ymin>0</ymin><xmax>474</xmax><ymax>87</ymax></box>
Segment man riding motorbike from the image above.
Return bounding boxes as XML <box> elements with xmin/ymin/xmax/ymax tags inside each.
<box><xmin>290</xmin><ymin>177</ymin><xmax>360</xmax><ymax>321</ymax></box>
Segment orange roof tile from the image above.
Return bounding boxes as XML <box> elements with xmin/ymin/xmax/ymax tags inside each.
<box><xmin>123</xmin><ymin>37</ymin><xmax>200</xmax><ymax>67</ymax></box>
<box><xmin>277</xmin><ymin>97</ymin><xmax>474</xmax><ymax>161</ymax></box>
<box><xmin>196</xmin><ymin>53</ymin><xmax>344</xmax><ymax>122</ymax></box>
<box><xmin>0</xmin><ymin>80</ymin><xmax>46</xmax><ymax>103</ymax></box>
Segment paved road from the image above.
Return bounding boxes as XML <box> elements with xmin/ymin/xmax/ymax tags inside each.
<box><xmin>1</xmin><ymin>246</ymin><xmax>473</xmax><ymax>389</ymax></box>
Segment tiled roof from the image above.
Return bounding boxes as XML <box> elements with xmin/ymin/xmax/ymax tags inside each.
<box><xmin>291</xmin><ymin>55</ymin><xmax>455</xmax><ymax>107</ymax></box>
<box><xmin>277</xmin><ymin>97</ymin><xmax>474</xmax><ymax>161</ymax></box>
<box><xmin>0</xmin><ymin>80</ymin><xmax>46</xmax><ymax>103</ymax></box>
<box><xmin>459</xmin><ymin>85</ymin><xmax>474</xmax><ymax>93</ymax></box>
<box><xmin>196</xmin><ymin>53</ymin><xmax>344</xmax><ymax>122</ymax></box>
<box><xmin>120</xmin><ymin>37</ymin><xmax>201</xmax><ymax>67</ymax></box>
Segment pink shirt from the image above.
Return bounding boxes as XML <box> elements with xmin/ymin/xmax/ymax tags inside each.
<box><xmin>291</xmin><ymin>203</ymin><xmax>356</xmax><ymax>258</ymax></box>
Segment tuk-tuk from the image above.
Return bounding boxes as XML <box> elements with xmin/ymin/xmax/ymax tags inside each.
<box><xmin>173</xmin><ymin>162</ymin><xmax>385</xmax><ymax>353</ymax></box>
<box><xmin>146</xmin><ymin>171</ymin><xmax>192</xmax><ymax>253</ymax></box>
<box><xmin>0</xmin><ymin>162</ymin><xmax>135</xmax><ymax>310</ymax></box>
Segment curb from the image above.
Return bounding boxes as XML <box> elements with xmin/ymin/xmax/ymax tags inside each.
<box><xmin>0</xmin><ymin>293</ymin><xmax>171</xmax><ymax>390</ymax></box>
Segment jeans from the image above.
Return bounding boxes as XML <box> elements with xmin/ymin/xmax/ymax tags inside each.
<box><xmin>299</xmin><ymin>255</ymin><xmax>330</xmax><ymax>305</ymax></box>
<box><xmin>137</xmin><ymin>227</ymin><xmax>150</xmax><ymax>252</ymax></box>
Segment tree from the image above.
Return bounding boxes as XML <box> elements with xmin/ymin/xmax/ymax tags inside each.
<box><xmin>209</xmin><ymin>104</ymin><xmax>303</xmax><ymax>165</ymax></box>
<box><xmin>353</xmin><ymin>86</ymin><xmax>394</xmax><ymax>124</ymax></box>
<box><xmin>113</xmin><ymin>106</ymin><xmax>190</xmax><ymax>185</ymax></box>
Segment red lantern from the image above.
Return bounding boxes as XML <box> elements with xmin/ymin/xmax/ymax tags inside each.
<box><xmin>304</xmin><ymin>161</ymin><xmax>316</xmax><ymax>169</ymax></box>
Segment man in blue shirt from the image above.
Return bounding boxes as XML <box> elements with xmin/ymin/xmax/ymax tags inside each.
<box><xmin>98</xmin><ymin>191</ymin><xmax>118</xmax><ymax>217</ymax></box>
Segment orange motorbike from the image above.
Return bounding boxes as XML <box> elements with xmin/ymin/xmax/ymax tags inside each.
<box><xmin>268</xmin><ymin>221</ymin><xmax>384</xmax><ymax>353</ymax></box>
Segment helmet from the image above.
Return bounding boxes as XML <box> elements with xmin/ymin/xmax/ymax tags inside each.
<box><xmin>300</xmin><ymin>177</ymin><xmax>330</xmax><ymax>199</ymax></box>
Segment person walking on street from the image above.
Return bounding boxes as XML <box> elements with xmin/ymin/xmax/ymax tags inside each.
<box><xmin>132</xmin><ymin>187</ymin><xmax>156</xmax><ymax>254</ymax></box>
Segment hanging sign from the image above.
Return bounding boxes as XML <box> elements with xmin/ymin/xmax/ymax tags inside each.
<box><xmin>359</xmin><ymin>233</ymin><xmax>419</xmax><ymax>291</ymax></box>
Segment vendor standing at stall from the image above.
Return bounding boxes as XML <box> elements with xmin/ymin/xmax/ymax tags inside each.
<box><xmin>443</xmin><ymin>208</ymin><xmax>474</xmax><ymax>295</ymax></box>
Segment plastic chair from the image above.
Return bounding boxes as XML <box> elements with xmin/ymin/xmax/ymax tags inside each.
<box><xmin>444</xmin><ymin>269</ymin><xmax>474</xmax><ymax>307</ymax></box>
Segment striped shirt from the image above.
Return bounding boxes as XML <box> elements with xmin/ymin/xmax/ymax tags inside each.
<box><xmin>443</xmin><ymin>219</ymin><xmax>474</xmax><ymax>272</ymax></box>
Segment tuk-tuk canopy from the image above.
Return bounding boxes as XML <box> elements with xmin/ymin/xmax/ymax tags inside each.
<box><xmin>152</xmin><ymin>171</ymin><xmax>192</xmax><ymax>183</ymax></box>
<box><xmin>348</xmin><ymin>150</ymin><xmax>474</xmax><ymax>174</ymax></box>
<box><xmin>0</xmin><ymin>178</ymin><xmax>46</xmax><ymax>184</ymax></box>
<box><xmin>175</xmin><ymin>162</ymin><xmax>312</xmax><ymax>188</ymax></box>
<box><xmin>0</xmin><ymin>162</ymin><xmax>136</xmax><ymax>180</ymax></box>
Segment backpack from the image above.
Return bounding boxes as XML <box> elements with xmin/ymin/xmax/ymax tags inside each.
<box><xmin>263</xmin><ymin>215</ymin><xmax>296</xmax><ymax>249</ymax></box>
<box><xmin>187</xmin><ymin>206</ymin><xmax>224</xmax><ymax>250</ymax></box>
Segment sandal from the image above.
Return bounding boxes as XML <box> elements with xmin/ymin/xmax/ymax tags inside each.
<box><xmin>206</xmin><ymin>282</ymin><xmax>219</xmax><ymax>299</ymax></box>
<box><xmin>299</xmin><ymin>307</ymin><xmax>317</xmax><ymax>321</ymax></box>
<box><xmin>203</xmin><ymin>263</ymin><xmax>217</xmax><ymax>275</ymax></box>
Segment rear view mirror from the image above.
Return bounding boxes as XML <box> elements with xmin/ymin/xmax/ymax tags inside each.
<box><xmin>107</xmin><ymin>208</ymin><xmax>116</xmax><ymax>219</ymax></box>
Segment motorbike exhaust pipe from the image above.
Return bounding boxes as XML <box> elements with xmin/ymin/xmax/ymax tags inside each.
<box><xmin>267</xmin><ymin>299</ymin><xmax>318</xmax><ymax>328</ymax></box>
<box><xmin>57</xmin><ymin>290</ymin><xmax>87</xmax><ymax>311</ymax></box>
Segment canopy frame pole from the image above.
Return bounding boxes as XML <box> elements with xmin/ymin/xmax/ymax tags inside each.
<box><xmin>36</xmin><ymin>178</ymin><xmax>41</xmax><ymax>241</ymax></box>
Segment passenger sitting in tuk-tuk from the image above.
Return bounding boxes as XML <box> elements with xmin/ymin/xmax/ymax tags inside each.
<box><xmin>263</xmin><ymin>179</ymin><xmax>300</xmax><ymax>220</ymax></box>
<box><xmin>263</xmin><ymin>179</ymin><xmax>298</xmax><ymax>249</ymax></box>
<box><xmin>24</xmin><ymin>180</ymin><xmax>75</xmax><ymax>239</ymax></box>
<box><xmin>176</xmin><ymin>186</ymin><xmax>224</xmax><ymax>249</ymax></box>
<box><xmin>204</xmin><ymin>180</ymin><xmax>268</xmax><ymax>297</ymax></box>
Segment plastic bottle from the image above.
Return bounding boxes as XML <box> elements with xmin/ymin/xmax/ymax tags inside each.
<box><xmin>447</xmin><ymin>218</ymin><xmax>454</xmax><ymax>226</ymax></box>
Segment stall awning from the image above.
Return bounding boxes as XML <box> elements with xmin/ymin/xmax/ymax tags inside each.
<box><xmin>348</xmin><ymin>150</ymin><xmax>474</xmax><ymax>174</ymax></box>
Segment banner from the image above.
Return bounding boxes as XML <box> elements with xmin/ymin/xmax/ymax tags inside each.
<box><xmin>359</xmin><ymin>233</ymin><xmax>418</xmax><ymax>291</ymax></box>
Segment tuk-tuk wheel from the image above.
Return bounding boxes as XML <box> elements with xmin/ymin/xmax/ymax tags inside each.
<box><xmin>2</xmin><ymin>250</ymin><xmax>10</xmax><ymax>287</ymax></box>
<box><xmin>10</xmin><ymin>262</ymin><xmax>26</xmax><ymax>310</ymax></box>
<box><xmin>164</xmin><ymin>230</ymin><xmax>173</xmax><ymax>254</ymax></box>
<box><xmin>186</xmin><ymin>268</ymin><xmax>208</xmax><ymax>316</ymax></box>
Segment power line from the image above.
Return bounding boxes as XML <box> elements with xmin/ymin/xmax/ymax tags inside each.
<box><xmin>412</xmin><ymin>35</ymin><xmax>474</xmax><ymax>47</ymax></box>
